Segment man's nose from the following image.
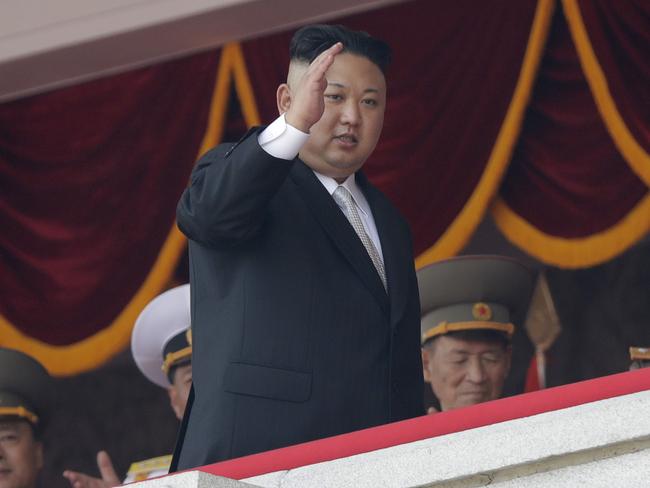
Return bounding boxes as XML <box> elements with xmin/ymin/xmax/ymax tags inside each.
<box><xmin>340</xmin><ymin>100</ymin><xmax>361</xmax><ymax>125</ymax></box>
<box><xmin>465</xmin><ymin>358</ymin><xmax>487</xmax><ymax>383</ymax></box>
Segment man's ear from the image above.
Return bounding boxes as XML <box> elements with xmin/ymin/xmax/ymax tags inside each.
<box><xmin>276</xmin><ymin>83</ymin><xmax>291</xmax><ymax>115</ymax></box>
<box><xmin>421</xmin><ymin>347</ymin><xmax>432</xmax><ymax>383</ymax></box>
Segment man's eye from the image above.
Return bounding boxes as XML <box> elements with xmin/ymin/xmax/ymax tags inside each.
<box><xmin>0</xmin><ymin>434</ymin><xmax>17</xmax><ymax>442</ymax></box>
<box><xmin>325</xmin><ymin>94</ymin><xmax>342</xmax><ymax>101</ymax></box>
<box><xmin>362</xmin><ymin>99</ymin><xmax>378</xmax><ymax>106</ymax></box>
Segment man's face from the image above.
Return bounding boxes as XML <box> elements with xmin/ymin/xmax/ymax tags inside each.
<box><xmin>296</xmin><ymin>52</ymin><xmax>386</xmax><ymax>180</ymax></box>
<box><xmin>0</xmin><ymin>420</ymin><xmax>42</xmax><ymax>488</ymax></box>
<box><xmin>422</xmin><ymin>335</ymin><xmax>511</xmax><ymax>411</ymax></box>
<box><xmin>167</xmin><ymin>363</ymin><xmax>192</xmax><ymax>420</ymax></box>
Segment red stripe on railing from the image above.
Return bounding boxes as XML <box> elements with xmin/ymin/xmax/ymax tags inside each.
<box><xmin>200</xmin><ymin>368</ymin><xmax>650</xmax><ymax>480</ymax></box>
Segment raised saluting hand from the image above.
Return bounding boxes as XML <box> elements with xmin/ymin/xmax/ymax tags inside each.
<box><xmin>284</xmin><ymin>42</ymin><xmax>344</xmax><ymax>133</ymax></box>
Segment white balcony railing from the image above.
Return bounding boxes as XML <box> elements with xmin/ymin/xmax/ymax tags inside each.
<box><xmin>129</xmin><ymin>368</ymin><xmax>650</xmax><ymax>487</ymax></box>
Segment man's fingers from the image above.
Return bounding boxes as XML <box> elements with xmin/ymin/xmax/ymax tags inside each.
<box><xmin>97</xmin><ymin>450</ymin><xmax>120</xmax><ymax>484</ymax></box>
<box><xmin>62</xmin><ymin>470</ymin><xmax>77</xmax><ymax>482</ymax></box>
<box><xmin>62</xmin><ymin>470</ymin><xmax>88</xmax><ymax>487</ymax></box>
<box><xmin>311</xmin><ymin>42</ymin><xmax>343</xmax><ymax>66</ymax></box>
<box><xmin>308</xmin><ymin>42</ymin><xmax>343</xmax><ymax>80</ymax></box>
<box><xmin>285</xmin><ymin>41</ymin><xmax>344</xmax><ymax>131</ymax></box>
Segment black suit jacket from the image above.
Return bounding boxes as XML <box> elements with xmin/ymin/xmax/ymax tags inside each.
<box><xmin>173</xmin><ymin>128</ymin><xmax>423</xmax><ymax>468</ymax></box>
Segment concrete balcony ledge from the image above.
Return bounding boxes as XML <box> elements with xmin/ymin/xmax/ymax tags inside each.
<box><xmin>245</xmin><ymin>389</ymin><xmax>650</xmax><ymax>487</ymax></box>
<box><xmin>130</xmin><ymin>368</ymin><xmax>650</xmax><ymax>487</ymax></box>
<box><xmin>128</xmin><ymin>471</ymin><xmax>256</xmax><ymax>487</ymax></box>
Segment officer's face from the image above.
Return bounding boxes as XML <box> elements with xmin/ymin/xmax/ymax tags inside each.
<box><xmin>422</xmin><ymin>336</ymin><xmax>511</xmax><ymax>411</ymax></box>
<box><xmin>292</xmin><ymin>53</ymin><xmax>386</xmax><ymax>181</ymax></box>
<box><xmin>0</xmin><ymin>420</ymin><xmax>42</xmax><ymax>488</ymax></box>
<box><xmin>168</xmin><ymin>363</ymin><xmax>192</xmax><ymax>421</ymax></box>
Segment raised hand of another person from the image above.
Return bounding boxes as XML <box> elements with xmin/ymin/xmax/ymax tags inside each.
<box><xmin>285</xmin><ymin>42</ymin><xmax>344</xmax><ymax>132</ymax></box>
<box><xmin>63</xmin><ymin>450</ymin><xmax>121</xmax><ymax>488</ymax></box>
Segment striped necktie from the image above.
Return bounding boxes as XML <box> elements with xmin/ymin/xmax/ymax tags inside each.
<box><xmin>332</xmin><ymin>185</ymin><xmax>387</xmax><ymax>291</ymax></box>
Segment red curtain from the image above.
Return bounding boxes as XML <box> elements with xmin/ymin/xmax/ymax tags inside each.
<box><xmin>499</xmin><ymin>6</ymin><xmax>647</xmax><ymax>237</ymax></box>
<box><xmin>577</xmin><ymin>0</ymin><xmax>649</xmax><ymax>149</ymax></box>
<box><xmin>0</xmin><ymin>0</ymin><xmax>648</xmax><ymax>373</ymax></box>
<box><xmin>0</xmin><ymin>52</ymin><xmax>218</xmax><ymax>344</ymax></box>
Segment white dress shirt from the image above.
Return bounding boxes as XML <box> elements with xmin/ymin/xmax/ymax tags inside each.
<box><xmin>258</xmin><ymin>113</ymin><xmax>384</xmax><ymax>263</ymax></box>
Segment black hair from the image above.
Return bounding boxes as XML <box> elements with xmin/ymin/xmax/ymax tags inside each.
<box><xmin>290</xmin><ymin>24</ymin><xmax>391</xmax><ymax>73</ymax></box>
<box><xmin>423</xmin><ymin>329</ymin><xmax>511</xmax><ymax>350</ymax></box>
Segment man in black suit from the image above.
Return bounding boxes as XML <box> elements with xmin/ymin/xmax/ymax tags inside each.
<box><xmin>173</xmin><ymin>24</ymin><xmax>423</xmax><ymax>469</ymax></box>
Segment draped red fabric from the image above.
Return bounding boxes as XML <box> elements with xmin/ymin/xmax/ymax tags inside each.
<box><xmin>0</xmin><ymin>52</ymin><xmax>218</xmax><ymax>344</ymax></box>
<box><xmin>577</xmin><ymin>0</ymin><xmax>649</xmax><ymax>149</ymax></box>
<box><xmin>242</xmin><ymin>0</ymin><xmax>539</xmax><ymax>256</ymax></box>
<box><xmin>1</xmin><ymin>0</ymin><xmax>648</xmax><ymax>364</ymax></box>
<box><xmin>499</xmin><ymin>8</ymin><xmax>647</xmax><ymax>237</ymax></box>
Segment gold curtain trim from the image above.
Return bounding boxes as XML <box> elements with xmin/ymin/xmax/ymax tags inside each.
<box><xmin>415</xmin><ymin>0</ymin><xmax>555</xmax><ymax>269</ymax></box>
<box><xmin>0</xmin><ymin>48</ymin><xmax>234</xmax><ymax>376</ymax></box>
<box><xmin>562</xmin><ymin>0</ymin><xmax>650</xmax><ymax>187</ymax></box>
<box><xmin>491</xmin><ymin>194</ymin><xmax>650</xmax><ymax>268</ymax></box>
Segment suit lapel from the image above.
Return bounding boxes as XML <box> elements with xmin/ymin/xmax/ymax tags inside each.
<box><xmin>290</xmin><ymin>162</ymin><xmax>390</xmax><ymax>317</ymax></box>
<box><xmin>357</xmin><ymin>173</ymin><xmax>410</xmax><ymax>329</ymax></box>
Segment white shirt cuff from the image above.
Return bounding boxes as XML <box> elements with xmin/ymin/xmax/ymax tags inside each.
<box><xmin>258</xmin><ymin>113</ymin><xmax>310</xmax><ymax>160</ymax></box>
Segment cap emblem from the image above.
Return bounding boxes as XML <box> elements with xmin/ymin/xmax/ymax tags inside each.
<box><xmin>472</xmin><ymin>302</ymin><xmax>492</xmax><ymax>321</ymax></box>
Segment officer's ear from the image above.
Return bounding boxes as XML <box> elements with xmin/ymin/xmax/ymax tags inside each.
<box><xmin>421</xmin><ymin>347</ymin><xmax>432</xmax><ymax>383</ymax></box>
<box><xmin>167</xmin><ymin>387</ymin><xmax>184</xmax><ymax>421</ymax></box>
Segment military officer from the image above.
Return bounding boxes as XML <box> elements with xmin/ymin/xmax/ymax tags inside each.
<box><xmin>418</xmin><ymin>256</ymin><xmax>534</xmax><ymax>413</ymax></box>
<box><xmin>0</xmin><ymin>348</ymin><xmax>54</xmax><ymax>488</ymax></box>
<box><xmin>63</xmin><ymin>284</ymin><xmax>192</xmax><ymax>487</ymax></box>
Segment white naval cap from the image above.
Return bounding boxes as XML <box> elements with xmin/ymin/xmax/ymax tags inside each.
<box><xmin>131</xmin><ymin>284</ymin><xmax>191</xmax><ymax>388</ymax></box>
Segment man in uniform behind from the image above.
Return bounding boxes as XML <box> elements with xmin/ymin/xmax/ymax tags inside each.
<box><xmin>63</xmin><ymin>284</ymin><xmax>192</xmax><ymax>487</ymax></box>
<box><xmin>417</xmin><ymin>256</ymin><xmax>534</xmax><ymax>413</ymax></box>
<box><xmin>0</xmin><ymin>347</ymin><xmax>54</xmax><ymax>488</ymax></box>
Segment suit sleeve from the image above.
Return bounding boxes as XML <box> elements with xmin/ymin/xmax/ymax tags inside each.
<box><xmin>177</xmin><ymin>128</ymin><xmax>294</xmax><ymax>246</ymax></box>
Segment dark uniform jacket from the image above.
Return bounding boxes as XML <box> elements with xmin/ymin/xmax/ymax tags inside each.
<box><xmin>173</xmin><ymin>128</ymin><xmax>423</xmax><ymax>468</ymax></box>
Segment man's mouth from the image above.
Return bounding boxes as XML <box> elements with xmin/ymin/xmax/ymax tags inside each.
<box><xmin>459</xmin><ymin>390</ymin><xmax>488</xmax><ymax>397</ymax></box>
<box><xmin>334</xmin><ymin>134</ymin><xmax>358</xmax><ymax>145</ymax></box>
